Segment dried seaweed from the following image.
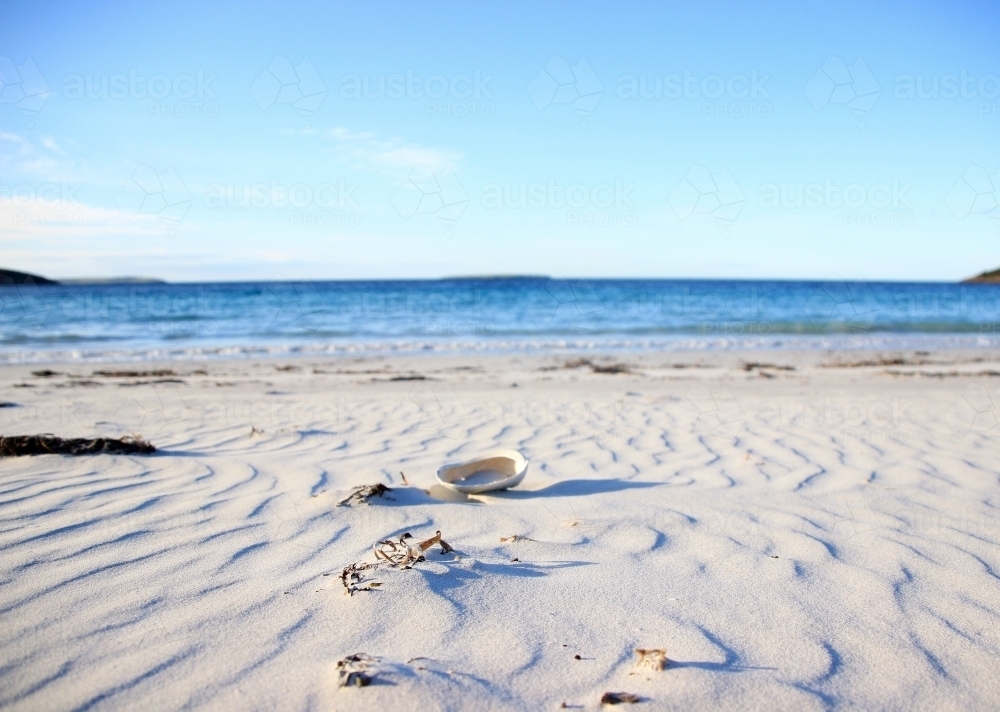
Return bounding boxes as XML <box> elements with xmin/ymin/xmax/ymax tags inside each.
<box><xmin>341</xmin><ymin>530</ymin><xmax>455</xmax><ymax>595</ymax></box>
<box><xmin>634</xmin><ymin>648</ymin><xmax>668</xmax><ymax>670</ymax></box>
<box><xmin>336</xmin><ymin>653</ymin><xmax>378</xmax><ymax>687</ymax></box>
<box><xmin>564</xmin><ymin>358</ymin><xmax>631</xmax><ymax>374</ymax></box>
<box><xmin>373</xmin><ymin>530</ymin><xmax>453</xmax><ymax>567</ymax></box>
<box><xmin>337</xmin><ymin>483</ymin><xmax>392</xmax><ymax>507</ymax></box>
<box><xmin>340</xmin><ymin>561</ymin><xmax>382</xmax><ymax>595</ymax></box>
<box><xmin>601</xmin><ymin>691</ymin><xmax>641</xmax><ymax>705</ymax></box>
<box><xmin>821</xmin><ymin>357</ymin><xmax>909</xmax><ymax>368</ymax></box>
<box><xmin>591</xmin><ymin>363</ymin><xmax>630</xmax><ymax>374</ymax></box>
<box><xmin>0</xmin><ymin>435</ymin><xmax>155</xmax><ymax>457</ymax></box>
<box><xmin>741</xmin><ymin>362</ymin><xmax>795</xmax><ymax>372</ymax></box>
<box><xmin>93</xmin><ymin>369</ymin><xmax>177</xmax><ymax>377</ymax></box>
<box><xmin>885</xmin><ymin>369</ymin><xmax>1000</xmax><ymax>378</ymax></box>
<box><xmin>117</xmin><ymin>379</ymin><xmax>186</xmax><ymax>386</ymax></box>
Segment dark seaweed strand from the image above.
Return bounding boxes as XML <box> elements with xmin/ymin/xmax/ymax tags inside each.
<box><xmin>0</xmin><ymin>435</ymin><xmax>156</xmax><ymax>457</ymax></box>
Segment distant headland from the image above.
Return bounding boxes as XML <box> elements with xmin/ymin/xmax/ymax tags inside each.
<box><xmin>962</xmin><ymin>268</ymin><xmax>1000</xmax><ymax>284</ymax></box>
<box><xmin>0</xmin><ymin>268</ymin><xmax>165</xmax><ymax>286</ymax></box>
<box><xmin>0</xmin><ymin>268</ymin><xmax>59</xmax><ymax>285</ymax></box>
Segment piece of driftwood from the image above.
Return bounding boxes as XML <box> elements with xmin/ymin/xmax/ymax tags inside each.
<box><xmin>0</xmin><ymin>435</ymin><xmax>155</xmax><ymax>457</ymax></box>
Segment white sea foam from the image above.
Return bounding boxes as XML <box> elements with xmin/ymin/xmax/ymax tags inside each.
<box><xmin>2</xmin><ymin>333</ymin><xmax>1000</xmax><ymax>365</ymax></box>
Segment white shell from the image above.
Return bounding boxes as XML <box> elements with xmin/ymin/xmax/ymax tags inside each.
<box><xmin>436</xmin><ymin>450</ymin><xmax>528</xmax><ymax>494</ymax></box>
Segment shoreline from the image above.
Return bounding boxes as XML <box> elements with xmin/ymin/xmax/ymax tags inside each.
<box><xmin>4</xmin><ymin>332</ymin><xmax>1000</xmax><ymax>366</ymax></box>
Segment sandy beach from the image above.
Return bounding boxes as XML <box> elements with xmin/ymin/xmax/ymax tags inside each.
<box><xmin>1</xmin><ymin>348</ymin><xmax>998</xmax><ymax>710</ymax></box>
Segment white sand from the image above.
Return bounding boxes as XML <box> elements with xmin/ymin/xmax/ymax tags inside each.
<box><xmin>2</xmin><ymin>350</ymin><xmax>999</xmax><ymax>710</ymax></box>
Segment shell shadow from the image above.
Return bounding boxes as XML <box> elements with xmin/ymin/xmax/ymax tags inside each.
<box><xmin>485</xmin><ymin>479</ymin><xmax>662</xmax><ymax>499</ymax></box>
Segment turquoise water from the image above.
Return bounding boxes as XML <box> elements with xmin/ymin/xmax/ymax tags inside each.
<box><xmin>2</xmin><ymin>278</ymin><xmax>1000</xmax><ymax>362</ymax></box>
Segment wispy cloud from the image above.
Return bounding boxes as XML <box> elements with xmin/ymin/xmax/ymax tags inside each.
<box><xmin>0</xmin><ymin>203</ymin><xmax>164</xmax><ymax>242</ymax></box>
<box><xmin>0</xmin><ymin>131</ymin><xmax>80</xmax><ymax>180</ymax></box>
<box><xmin>282</xmin><ymin>125</ymin><xmax>460</xmax><ymax>175</ymax></box>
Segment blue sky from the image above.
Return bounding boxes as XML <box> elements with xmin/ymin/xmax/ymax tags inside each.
<box><xmin>1</xmin><ymin>0</ymin><xmax>999</xmax><ymax>281</ymax></box>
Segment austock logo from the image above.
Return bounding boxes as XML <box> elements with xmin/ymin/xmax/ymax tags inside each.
<box><xmin>115</xmin><ymin>165</ymin><xmax>192</xmax><ymax>235</ymax></box>
<box><xmin>669</xmin><ymin>165</ymin><xmax>745</xmax><ymax>236</ymax></box>
<box><xmin>339</xmin><ymin>69</ymin><xmax>495</xmax><ymax>118</ymax></box>
<box><xmin>672</xmin><ymin>383</ymin><xmax>746</xmax><ymax>439</ymax></box>
<box><xmin>0</xmin><ymin>396</ymin><xmax>88</xmax><ymax>434</ymax></box>
<box><xmin>530</xmin><ymin>278</ymin><xmax>605</xmax><ymax>331</ymax></box>
<box><xmin>391</xmin><ymin>166</ymin><xmax>468</xmax><ymax>236</ymax></box>
<box><xmin>63</xmin><ymin>69</ymin><xmax>218</xmax><ymax>117</ymax></box>
<box><xmin>391</xmin><ymin>382</ymin><xmax>470</xmax><ymax>438</ymax></box>
<box><xmin>0</xmin><ymin>56</ymin><xmax>50</xmax><ymax>126</ymax></box>
<box><xmin>250</xmin><ymin>279</ymin><xmax>326</xmax><ymax>329</ymax></box>
<box><xmin>804</xmin><ymin>56</ymin><xmax>880</xmax><ymax>127</ymax></box>
<box><xmin>807</xmin><ymin>278</ymin><xmax>880</xmax><ymax>331</ymax></box>
<box><xmin>251</xmin><ymin>56</ymin><xmax>327</xmax><ymax>115</ymax></box>
<box><xmin>946</xmin><ymin>384</ymin><xmax>1000</xmax><ymax>438</ymax></box>
<box><xmin>1</xmin><ymin>179</ymin><xmax>84</xmax><ymax>226</ymax></box>
<box><xmin>617</xmin><ymin>69</ymin><xmax>772</xmax><ymax>118</ymax></box>
<box><xmin>946</xmin><ymin>165</ymin><xmax>1000</xmax><ymax>231</ymax></box>
<box><xmin>0</xmin><ymin>276</ymin><xmax>53</xmax><ymax>332</ymax></box>
<box><xmin>204</xmin><ymin>178</ymin><xmax>361</xmax><ymax>228</ymax></box>
<box><xmin>528</xmin><ymin>56</ymin><xmax>603</xmax><ymax>126</ymax></box>
<box><xmin>114</xmin><ymin>383</ymin><xmax>191</xmax><ymax>436</ymax></box>
<box><xmin>480</xmin><ymin>179</ymin><xmax>637</xmax><ymax>228</ymax></box>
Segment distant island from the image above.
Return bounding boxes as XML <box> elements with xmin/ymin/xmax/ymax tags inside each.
<box><xmin>60</xmin><ymin>277</ymin><xmax>167</xmax><ymax>285</ymax></box>
<box><xmin>4</xmin><ymin>266</ymin><xmax>1000</xmax><ymax>285</ymax></box>
<box><xmin>962</xmin><ymin>268</ymin><xmax>1000</xmax><ymax>284</ymax></box>
<box><xmin>0</xmin><ymin>268</ymin><xmax>165</xmax><ymax>286</ymax></box>
<box><xmin>442</xmin><ymin>275</ymin><xmax>550</xmax><ymax>281</ymax></box>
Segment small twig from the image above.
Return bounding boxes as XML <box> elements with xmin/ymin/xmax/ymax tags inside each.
<box><xmin>338</xmin><ymin>483</ymin><xmax>392</xmax><ymax>507</ymax></box>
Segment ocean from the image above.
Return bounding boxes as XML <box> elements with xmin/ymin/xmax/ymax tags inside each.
<box><xmin>2</xmin><ymin>278</ymin><xmax>1000</xmax><ymax>363</ymax></box>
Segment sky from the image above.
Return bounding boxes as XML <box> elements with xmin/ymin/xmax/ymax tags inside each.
<box><xmin>1</xmin><ymin>0</ymin><xmax>999</xmax><ymax>282</ymax></box>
